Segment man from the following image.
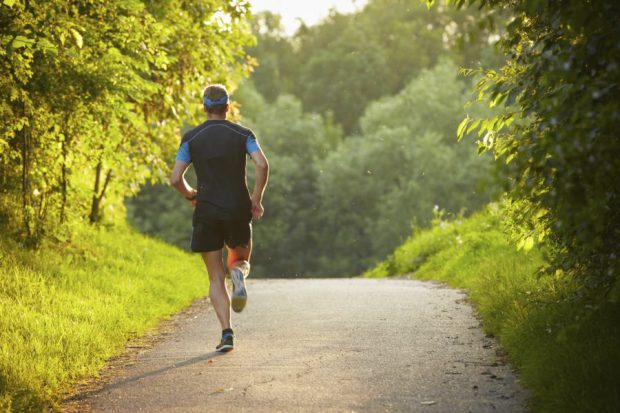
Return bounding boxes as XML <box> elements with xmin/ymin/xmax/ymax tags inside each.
<box><xmin>169</xmin><ymin>84</ymin><xmax>269</xmax><ymax>353</ymax></box>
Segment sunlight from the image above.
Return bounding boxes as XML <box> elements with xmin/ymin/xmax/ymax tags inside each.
<box><xmin>251</xmin><ymin>0</ymin><xmax>368</xmax><ymax>34</ymax></box>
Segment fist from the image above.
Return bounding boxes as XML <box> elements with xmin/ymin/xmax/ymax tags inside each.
<box><xmin>251</xmin><ymin>201</ymin><xmax>264</xmax><ymax>220</ymax></box>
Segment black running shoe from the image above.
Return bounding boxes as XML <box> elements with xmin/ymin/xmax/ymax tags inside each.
<box><xmin>230</xmin><ymin>267</ymin><xmax>247</xmax><ymax>313</ymax></box>
<box><xmin>216</xmin><ymin>332</ymin><xmax>234</xmax><ymax>352</ymax></box>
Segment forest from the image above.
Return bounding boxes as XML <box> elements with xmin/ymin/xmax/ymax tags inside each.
<box><xmin>128</xmin><ymin>0</ymin><xmax>504</xmax><ymax>276</ymax></box>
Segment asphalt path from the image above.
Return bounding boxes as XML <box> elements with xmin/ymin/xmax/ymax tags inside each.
<box><xmin>69</xmin><ymin>278</ymin><xmax>527</xmax><ymax>413</ymax></box>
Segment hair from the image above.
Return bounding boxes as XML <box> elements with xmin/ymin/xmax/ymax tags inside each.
<box><xmin>203</xmin><ymin>84</ymin><xmax>229</xmax><ymax>115</ymax></box>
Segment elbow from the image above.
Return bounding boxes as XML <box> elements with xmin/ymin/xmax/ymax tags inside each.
<box><xmin>169</xmin><ymin>174</ymin><xmax>181</xmax><ymax>186</ymax></box>
<box><xmin>257</xmin><ymin>158</ymin><xmax>269</xmax><ymax>171</ymax></box>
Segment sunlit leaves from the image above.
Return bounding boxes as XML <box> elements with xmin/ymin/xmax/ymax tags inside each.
<box><xmin>69</xmin><ymin>28</ymin><xmax>82</xmax><ymax>48</ymax></box>
<box><xmin>0</xmin><ymin>0</ymin><xmax>254</xmax><ymax>240</ymax></box>
<box><xmin>517</xmin><ymin>235</ymin><xmax>534</xmax><ymax>251</ymax></box>
<box><xmin>462</xmin><ymin>0</ymin><xmax>620</xmax><ymax>294</ymax></box>
<box><xmin>11</xmin><ymin>35</ymin><xmax>32</xmax><ymax>49</ymax></box>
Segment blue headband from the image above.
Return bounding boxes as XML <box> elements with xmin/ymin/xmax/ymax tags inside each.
<box><xmin>203</xmin><ymin>96</ymin><xmax>229</xmax><ymax>106</ymax></box>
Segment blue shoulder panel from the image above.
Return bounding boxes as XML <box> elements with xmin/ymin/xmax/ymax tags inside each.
<box><xmin>175</xmin><ymin>142</ymin><xmax>191</xmax><ymax>163</ymax></box>
<box><xmin>246</xmin><ymin>135</ymin><xmax>261</xmax><ymax>154</ymax></box>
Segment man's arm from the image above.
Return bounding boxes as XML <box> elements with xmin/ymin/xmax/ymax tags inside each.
<box><xmin>169</xmin><ymin>160</ymin><xmax>196</xmax><ymax>200</ymax></box>
<box><xmin>250</xmin><ymin>150</ymin><xmax>269</xmax><ymax>220</ymax></box>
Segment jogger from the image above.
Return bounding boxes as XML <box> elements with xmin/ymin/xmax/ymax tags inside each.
<box><xmin>169</xmin><ymin>84</ymin><xmax>269</xmax><ymax>352</ymax></box>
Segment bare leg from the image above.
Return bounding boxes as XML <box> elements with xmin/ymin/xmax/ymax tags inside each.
<box><xmin>227</xmin><ymin>238</ymin><xmax>252</xmax><ymax>276</ymax></box>
<box><xmin>202</xmin><ymin>249</ymin><xmax>231</xmax><ymax>330</ymax></box>
<box><xmin>227</xmin><ymin>240</ymin><xmax>252</xmax><ymax>312</ymax></box>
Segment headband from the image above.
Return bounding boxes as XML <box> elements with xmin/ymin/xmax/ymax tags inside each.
<box><xmin>203</xmin><ymin>96</ymin><xmax>229</xmax><ymax>106</ymax></box>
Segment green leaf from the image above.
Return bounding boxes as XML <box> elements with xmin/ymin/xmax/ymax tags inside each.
<box><xmin>3</xmin><ymin>0</ymin><xmax>16</xmax><ymax>7</ymax></box>
<box><xmin>12</xmin><ymin>36</ymin><xmax>33</xmax><ymax>49</ymax></box>
<box><xmin>490</xmin><ymin>91</ymin><xmax>507</xmax><ymax>107</ymax></box>
<box><xmin>70</xmin><ymin>28</ymin><xmax>83</xmax><ymax>48</ymax></box>
<box><xmin>456</xmin><ymin>117</ymin><xmax>470</xmax><ymax>140</ymax></box>
<box><xmin>466</xmin><ymin>119</ymin><xmax>481</xmax><ymax>135</ymax></box>
<box><xmin>523</xmin><ymin>236</ymin><xmax>534</xmax><ymax>251</ymax></box>
<box><xmin>36</xmin><ymin>37</ymin><xmax>57</xmax><ymax>55</ymax></box>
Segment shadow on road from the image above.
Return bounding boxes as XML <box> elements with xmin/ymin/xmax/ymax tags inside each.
<box><xmin>63</xmin><ymin>351</ymin><xmax>224</xmax><ymax>403</ymax></box>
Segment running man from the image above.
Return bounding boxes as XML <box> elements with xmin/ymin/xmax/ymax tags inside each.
<box><xmin>169</xmin><ymin>84</ymin><xmax>269</xmax><ymax>353</ymax></box>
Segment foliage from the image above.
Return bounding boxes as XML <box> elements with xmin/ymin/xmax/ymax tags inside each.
<box><xmin>0</xmin><ymin>224</ymin><xmax>208</xmax><ymax>412</ymax></box>
<box><xmin>250</xmin><ymin>0</ymin><xmax>505</xmax><ymax>133</ymax></box>
<box><xmin>0</xmin><ymin>0</ymin><xmax>254</xmax><ymax>244</ymax></box>
<box><xmin>366</xmin><ymin>204</ymin><xmax>620</xmax><ymax>412</ymax></box>
<box><xmin>129</xmin><ymin>59</ymin><xmax>497</xmax><ymax>276</ymax></box>
<box><xmin>125</xmin><ymin>179</ymin><xmax>196</xmax><ymax>248</ymax></box>
<box><xmin>126</xmin><ymin>0</ymin><xmax>505</xmax><ymax>276</ymax></box>
<box><xmin>453</xmin><ymin>0</ymin><xmax>620</xmax><ymax>296</ymax></box>
<box><xmin>245</xmin><ymin>12</ymin><xmax>296</xmax><ymax>102</ymax></box>
<box><xmin>315</xmin><ymin>59</ymin><xmax>496</xmax><ymax>274</ymax></box>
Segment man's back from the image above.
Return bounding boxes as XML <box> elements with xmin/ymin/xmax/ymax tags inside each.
<box><xmin>178</xmin><ymin>119</ymin><xmax>258</xmax><ymax>220</ymax></box>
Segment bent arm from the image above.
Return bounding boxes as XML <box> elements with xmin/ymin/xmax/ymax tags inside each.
<box><xmin>250</xmin><ymin>150</ymin><xmax>269</xmax><ymax>219</ymax></box>
<box><xmin>169</xmin><ymin>160</ymin><xmax>196</xmax><ymax>199</ymax></box>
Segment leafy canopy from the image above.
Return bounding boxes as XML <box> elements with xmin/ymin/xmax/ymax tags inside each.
<box><xmin>0</xmin><ymin>0</ymin><xmax>254</xmax><ymax>243</ymax></box>
<box><xmin>453</xmin><ymin>0</ymin><xmax>620</xmax><ymax>296</ymax></box>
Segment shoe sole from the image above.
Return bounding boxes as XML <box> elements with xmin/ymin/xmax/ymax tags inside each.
<box><xmin>217</xmin><ymin>344</ymin><xmax>234</xmax><ymax>352</ymax></box>
<box><xmin>231</xmin><ymin>268</ymin><xmax>247</xmax><ymax>313</ymax></box>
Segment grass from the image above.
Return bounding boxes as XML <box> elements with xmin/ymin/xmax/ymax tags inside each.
<box><xmin>0</xmin><ymin>224</ymin><xmax>208</xmax><ymax>412</ymax></box>
<box><xmin>365</xmin><ymin>204</ymin><xmax>620</xmax><ymax>413</ymax></box>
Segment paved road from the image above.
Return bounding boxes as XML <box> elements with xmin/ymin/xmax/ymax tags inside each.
<box><xmin>72</xmin><ymin>279</ymin><xmax>527</xmax><ymax>412</ymax></box>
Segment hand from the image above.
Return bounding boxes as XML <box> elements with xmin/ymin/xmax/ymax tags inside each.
<box><xmin>251</xmin><ymin>198</ymin><xmax>264</xmax><ymax>220</ymax></box>
<box><xmin>186</xmin><ymin>189</ymin><xmax>197</xmax><ymax>209</ymax></box>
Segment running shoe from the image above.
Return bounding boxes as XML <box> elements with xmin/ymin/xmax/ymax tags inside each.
<box><xmin>230</xmin><ymin>266</ymin><xmax>247</xmax><ymax>313</ymax></box>
<box><xmin>216</xmin><ymin>332</ymin><xmax>234</xmax><ymax>352</ymax></box>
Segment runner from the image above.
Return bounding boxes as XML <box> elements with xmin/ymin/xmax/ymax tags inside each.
<box><xmin>169</xmin><ymin>84</ymin><xmax>269</xmax><ymax>353</ymax></box>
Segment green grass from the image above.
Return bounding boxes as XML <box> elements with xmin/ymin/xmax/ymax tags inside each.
<box><xmin>0</xmin><ymin>224</ymin><xmax>208</xmax><ymax>412</ymax></box>
<box><xmin>365</xmin><ymin>205</ymin><xmax>620</xmax><ymax>413</ymax></box>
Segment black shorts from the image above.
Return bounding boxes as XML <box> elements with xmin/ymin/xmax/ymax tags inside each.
<box><xmin>191</xmin><ymin>206</ymin><xmax>252</xmax><ymax>252</ymax></box>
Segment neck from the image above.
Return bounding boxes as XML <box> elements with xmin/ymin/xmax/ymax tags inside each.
<box><xmin>207</xmin><ymin>113</ymin><xmax>226</xmax><ymax>121</ymax></box>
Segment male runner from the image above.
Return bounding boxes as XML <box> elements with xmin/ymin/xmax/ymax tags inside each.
<box><xmin>169</xmin><ymin>84</ymin><xmax>269</xmax><ymax>353</ymax></box>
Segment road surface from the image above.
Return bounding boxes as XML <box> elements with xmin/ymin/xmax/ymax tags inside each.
<box><xmin>67</xmin><ymin>278</ymin><xmax>527</xmax><ymax>412</ymax></box>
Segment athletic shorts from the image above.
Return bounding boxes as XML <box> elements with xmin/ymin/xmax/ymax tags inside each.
<box><xmin>191</xmin><ymin>208</ymin><xmax>252</xmax><ymax>252</ymax></box>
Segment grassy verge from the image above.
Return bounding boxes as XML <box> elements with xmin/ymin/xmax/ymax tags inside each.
<box><xmin>365</xmin><ymin>205</ymin><xmax>620</xmax><ymax>413</ymax></box>
<box><xmin>0</xmin><ymin>224</ymin><xmax>208</xmax><ymax>412</ymax></box>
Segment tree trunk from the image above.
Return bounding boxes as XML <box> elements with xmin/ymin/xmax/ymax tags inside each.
<box><xmin>89</xmin><ymin>162</ymin><xmax>113</xmax><ymax>224</ymax></box>
<box><xmin>60</xmin><ymin>133</ymin><xmax>68</xmax><ymax>223</ymax></box>
<box><xmin>89</xmin><ymin>162</ymin><xmax>102</xmax><ymax>223</ymax></box>
<box><xmin>21</xmin><ymin>123</ymin><xmax>32</xmax><ymax>238</ymax></box>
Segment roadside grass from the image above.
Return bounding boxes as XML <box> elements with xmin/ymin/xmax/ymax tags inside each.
<box><xmin>0</xmin><ymin>224</ymin><xmax>208</xmax><ymax>412</ymax></box>
<box><xmin>365</xmin><ymin>205</ymin><xmax>620</xmax><ymax>413</ymax></box>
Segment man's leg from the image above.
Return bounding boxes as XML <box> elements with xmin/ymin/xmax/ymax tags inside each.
<box><xmin>201</xmin><ymin>249</ymin><xmax>231</xmax><ymax>331</ymax></box>
<box><xmin>227</xmin><ymin>239</ymin><xmax>252</xmax><ymax>274</ymax></box>
<box><xmin>227</xmin><ymin>240</ymin><xmax>252</xmax><ymax>312</ymax></box>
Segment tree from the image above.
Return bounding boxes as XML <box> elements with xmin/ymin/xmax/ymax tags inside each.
<box><xmin>246</xmin><ymin>0</ymin><xmax>504</xmax><ymax>134</ymax></box>
<box><xmin>455</xmin><ymin>0</ymin><xmax>620</xmax><ymax>296</ymax></box>
<box><xmin>315</xmin><ymin>59</ymin><xmax>496</xmax><ymax>274</ymax></box>
<box><xmin>247</xmin><ymin>12</ymin><xmax>296</xmax><ymax>102</ymax></box>
<box><xmin>0</xmin><ymin>0</ymin><xmax>254</xmax><ymax>244</ymax></box>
